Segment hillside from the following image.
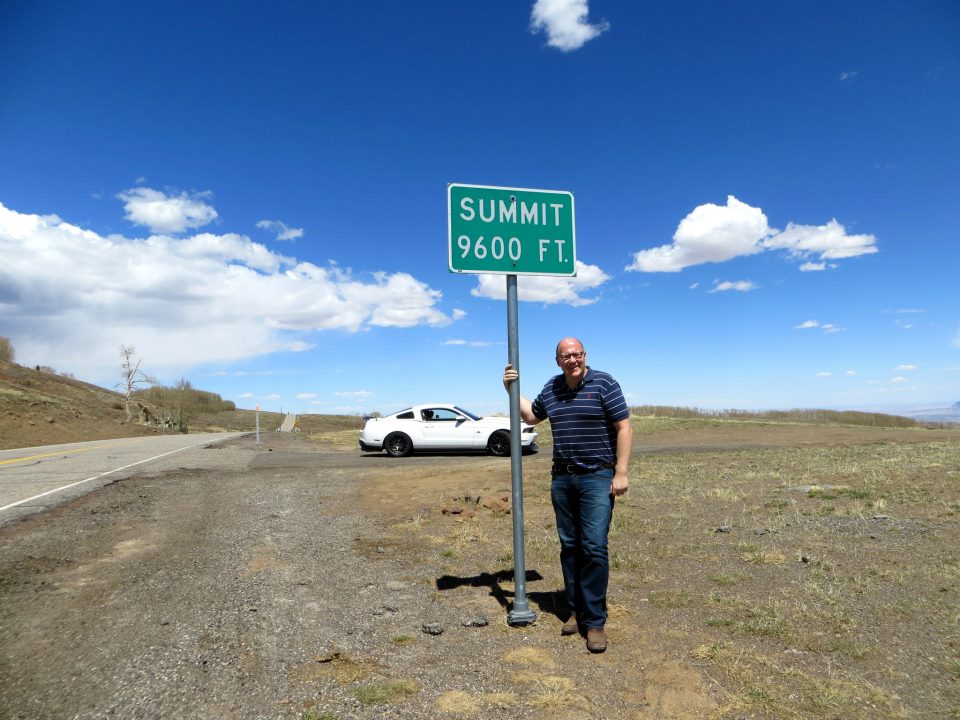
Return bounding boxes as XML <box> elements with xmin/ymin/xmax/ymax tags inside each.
<box><xmin>0</xmin><ymin>360</ymin><xmax>365</xmax><ymax>451</ymax></box>
<box><xmin>0</xmin><ymin>361</ymin><xmax>166</xmax><ymax>450</ymax></box>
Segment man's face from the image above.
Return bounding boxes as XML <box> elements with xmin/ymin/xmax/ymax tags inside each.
<box><xmin>555</xmin><ymin>339</ymin><xmax>587</xmax><ymax>385</ymax></box>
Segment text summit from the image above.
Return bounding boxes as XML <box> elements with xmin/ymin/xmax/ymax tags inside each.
<box><xmin>457</xmin><ymin>196</ymin><xmax>568</xmax><ymax>227</ymax></box>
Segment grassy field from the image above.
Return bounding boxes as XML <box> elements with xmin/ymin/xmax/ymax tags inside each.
<box><xmin>615</xmin><ymin>438</ymin><xmax>959</xmax><ymax>718</ymax></box>
<box><xmin>354</xmin><ymin>416</ymin><xmax>960</xmax><ymax>718</ymax></box>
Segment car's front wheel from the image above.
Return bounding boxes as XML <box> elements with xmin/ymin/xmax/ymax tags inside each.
<box><xmin>487</xmin><ymin>430</ymin><xmax>510</xmax><ymax>457</ymax></box>
<box><xmin>384</xmin><ymin>432</ymin><xmax>413</xmax><ymax>457</ymax></box>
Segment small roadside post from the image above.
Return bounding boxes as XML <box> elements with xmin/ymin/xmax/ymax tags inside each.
<box><xmin>448</xmin><ymin>183</ymin><xmax>576</xmax><ymax>626</ymax></box>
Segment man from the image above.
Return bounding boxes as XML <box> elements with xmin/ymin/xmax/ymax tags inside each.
<box><xmin>503</xmin><ymin>337</ymin><xmax>632</xmax><ymax>653</ymax></box>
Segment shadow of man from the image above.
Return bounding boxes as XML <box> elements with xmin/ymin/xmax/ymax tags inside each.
<box><xmin>435</xmin><ymin>569</ymin><xmax>567</xmax><ymax>621</ymax></box>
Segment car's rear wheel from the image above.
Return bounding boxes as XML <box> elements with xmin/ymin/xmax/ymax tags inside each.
<box><xmin>384</xmin><ymin>432</ymin><xmax>413</xmax><ymax>457</ymax></box>
<box><xmin>487</xmin><ymin>430</ymin><xmax>510</xmax><ymax>457</ymax></box>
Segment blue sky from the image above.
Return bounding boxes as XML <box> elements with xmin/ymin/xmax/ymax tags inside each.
<box><xmin>1</xmin><ymin>1</ymin><xmax>958</xmax><ymax>416</ymax></box>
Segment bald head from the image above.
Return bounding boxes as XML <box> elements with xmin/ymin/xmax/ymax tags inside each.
<box><xmin>555</xmin><ymin>337</ymin><xmax>585</xmax><ymax>359</ymax></box>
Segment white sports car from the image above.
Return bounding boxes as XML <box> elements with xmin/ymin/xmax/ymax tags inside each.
<box><xmin>358</xmin><ymin>404</ymin><xmax>538</xmax><ymax>457</ymax></box>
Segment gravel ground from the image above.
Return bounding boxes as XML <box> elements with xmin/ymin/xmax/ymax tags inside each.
<box><xmin>1</xmin><ymin>433</ymin><xmax>699</xmax><ymax>720</ymax></box>
<box><xmin>6</xmin><ymin>424</ymin><xmax>953</xmax><ymax>718</ymax></box>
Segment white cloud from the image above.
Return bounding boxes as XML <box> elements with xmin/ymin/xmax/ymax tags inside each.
<box><xmin>117</xmin><ymin>187</ymin><xmax>218</xmax><ymax>234</ymax></box>
<box><xmin>530</xmin><ymin>0</ymin><xmax>609</xmax><ymax>52</ymax></box>
<box><xmin>709</xmin><ymin>280</ymin><xmax>756</xmax><ymax>293</ymax></box>
<box><xmin>795</xmin><ymin>319</ymin><xmax>843</xmax><ymax>333</ymax></box>
<box><xmin>627</xmin><ymin>196</ymin><xmax>877</xmax><ymax>273</ymax></box>
<box><xmin>895</xmin><ymin>364</ymin><xmax>917</xmax><ymax>371</ymax></box>
<box><xmin>799</xmin><ymin>262</ymin><xmax>832</xmax><ymax>272</ymax></box>
<box><xmin>342</xmin><ymin>271</ymin><xmax>451</xmax><ymax>328</ymax></box>
<box><xmin>239</xmin><ymin>392</ymin><xmax>254</xmax><ymax>398</ymax></box>
<box><xmin>761</xmin><ymin>219</ymin><xmax>877</xmax><ymax>260</ymax></box>
<box><xmin>688</xmin><ymin>282</ymin><xmax>700</xmax><ymax>290</ymax></box>
<box><xmin>283</xmin><ymin>341</ymin><xmax>313</xmax><ymax>352</ymax></box>
<box><xmin>471</xmin><ymin>260</ymin><xmax>610</xmax><ymax>306</ymax></box>
<box><xmin>296</xmin><ymin>393</ymin><xmax>317</xmax><ymax>399</ymax></box>
<box><xmin>845</xmin><ymin>370</ymin><xmax>856</xmax><ymax>376</ymax></box>
<box><xmin>840</xmin><ymin>70</ymin><xmax>859</xmax><ymax>82</ymax></box>
<box><xmin>256</xmin><ymin>219</ymin><xmax>304</xmax><ymax>241</ymax></box>
<box><xmin>628</xmin><ymin>196</ymin><xmax>770</xmax><ymax>272</ymax></box>
<box><xmin>443</xmin><ymin>339</ymin><xmax>503</xmax><ymax>348</ymax></box>
<box><xmin>895</xmin><ymin>320</ymin><xmax>914</xmax><ymax>330</ymax></box>
<box><xmin>890</xmin><ymin>377</ymin><xmax>908</xmax><ymax>383</ymax></box>
<box><xmin>0</xmin><ymin>200</ymin><xmax>458</xmax><ymax>383</ymax></box>
<box><xmin>817</xmin><ymin>371</ymin><xmax>832</xmax><ymax>377</ymax></box>
<box><xmin>335</xmin><ymin>390</ymin><xmax>374</xmax><ymax>399</ymax></box>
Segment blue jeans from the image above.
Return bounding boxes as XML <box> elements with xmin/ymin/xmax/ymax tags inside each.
<box><xmin>550</xmin><ymin>468</ymin><xmax>614</xmax><ymax>629</ymax></box>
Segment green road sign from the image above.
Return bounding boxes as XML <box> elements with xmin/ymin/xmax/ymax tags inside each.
<box><xmin>448</xmin><ymin>183</ymin><xmax>576</xmax><ymax>276</ymax></box>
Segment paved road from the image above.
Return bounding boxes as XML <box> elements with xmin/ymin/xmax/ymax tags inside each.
<box><xmin>0</xmin><ymin>432</ymin><xmax>245</xmax><ymax>525</ymax></box>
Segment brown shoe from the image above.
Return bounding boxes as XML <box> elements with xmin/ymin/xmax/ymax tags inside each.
<box><xmin>586</xmin><ymin>627</ymin><xmax>607</xmax><ymax>653</ymax></box>
<box><xmin>560</xmin><ymin>615</ymin><xmax>578</xmax><ymax>636</ymax></box>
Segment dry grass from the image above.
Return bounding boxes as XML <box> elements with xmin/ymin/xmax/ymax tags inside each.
<box><xmin>503</xmin><ymin>646</ymin><xmax>556</xmax><ymax>668</ymax></box>
<box><xmin>351</xmin><ymin>678</ymin><xmax>419</xmax><ymax>705</ymax></box>
<box><xmin>292</xmin><ymin>652</ymin><xmax>379</xmax><ymax>685</ymax></box>
<box><xmin>690</xmin><ymin>642</ymin><xmax>909</xmax><ymax>719</ymax></box>
<box><xmin>436</xmin><ymin>690</ymin><xmax>519</xmax><ymax>715</ymax></box>
<box><xmin>511</xmin><ymin>672</ymin><xmax>585</xmax><ymax>709</ymax></box>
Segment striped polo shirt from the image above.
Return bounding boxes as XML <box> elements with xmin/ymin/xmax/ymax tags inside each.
<box><xmin>530</xmin><ymin>367</ymin><xmax>630</xmax><ymax>469</ymax></box>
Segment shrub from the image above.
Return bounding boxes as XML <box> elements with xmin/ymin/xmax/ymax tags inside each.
<box><xmin>629</xmin><ymin>405</ymin><xmax>921</xmax><ymax>429</ymax></box>
<box><xmin>0</xmin><ymin>336</ymin><xmax>14</xmax><ymax>363</ymax></box>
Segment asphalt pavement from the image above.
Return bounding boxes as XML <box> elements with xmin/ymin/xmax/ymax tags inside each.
<box><xmin>0</xmin><ymin>432</ymin><xmax>245</xmax><ymax>526</ymax></box>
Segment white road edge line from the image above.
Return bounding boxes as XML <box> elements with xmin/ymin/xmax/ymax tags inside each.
<box><xmin>0</xmin><ymin>438</ymin><xmax>220</xmax><ymax>513</ymax></box>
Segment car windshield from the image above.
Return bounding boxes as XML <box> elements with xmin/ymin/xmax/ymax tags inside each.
<box><xmin>454</xmin><ymin>406</ymin><xmax>482</xmax><ymax>421</ymax></box>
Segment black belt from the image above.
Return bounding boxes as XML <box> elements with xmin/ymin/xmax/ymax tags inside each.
<box><xmin>552</xmin><ymin>462</ymin><xmax>615</xmax><ymax>475</ymax></box>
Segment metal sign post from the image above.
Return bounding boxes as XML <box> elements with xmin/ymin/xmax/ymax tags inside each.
<box><xmin>447</xmin><ymin>182</ymin><xmax>576</xmax><ymax>627</ymax></box>
<box><xmin>505</xmin><ymin>274</ymin><xmax>536</xmax><ymax>625</ymax></box>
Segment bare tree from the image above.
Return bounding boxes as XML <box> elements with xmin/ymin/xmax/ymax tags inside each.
<box><xmin>119</xmin><ymin>345</ymin><xmax>156</xmax><ymax>422</ymax></box>
<box><xmin>165</xmin><ymin>378</ymin><xmax>194</xmax><ymax>433</ymax></box>
<box><xmin>0</xmin><ymin>336</ymin><xmax>14</xmax><ymax>363</ymax></box>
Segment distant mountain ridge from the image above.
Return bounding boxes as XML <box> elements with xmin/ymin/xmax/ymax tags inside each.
<box><xmin>897</xmin><ymin>403</ymin><xmax>960</xmax><ymax>424</ymax></box>
<box><xmin>844</xmin><ymin>401</ymin><xmax>960</xmax><ymax>425</ymax></box>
